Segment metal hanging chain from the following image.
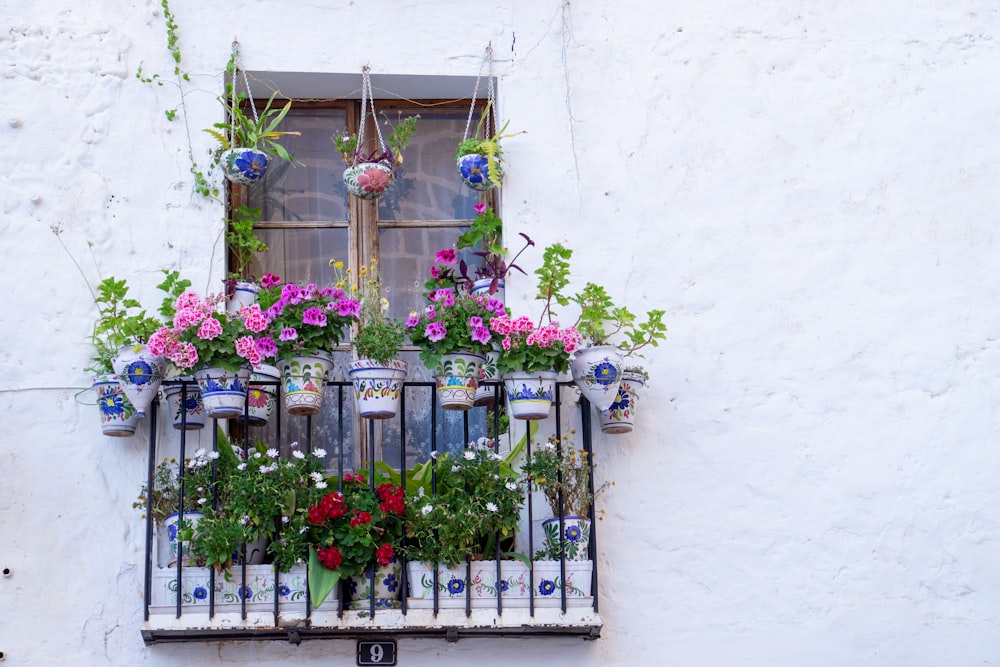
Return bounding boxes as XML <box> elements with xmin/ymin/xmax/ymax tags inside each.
<box><xmin>354</xmin><ymin>65</ymin><xmax>387</xmax><ymax>167</ymax></box>
<box><xmin>463</xmin><ymin>43</ymin><xmax>495</xmax><ymax>142</ymax></box>
<box><xmin>230</xmin><ymin>39</ymin><xmax>260</xmax><ymax>143</ymax></box>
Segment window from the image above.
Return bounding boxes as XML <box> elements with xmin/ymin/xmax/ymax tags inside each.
<box><xmin>237</xmin><ymin>94</ymin><xmax>497</xmax><ymax>469</ymax></box>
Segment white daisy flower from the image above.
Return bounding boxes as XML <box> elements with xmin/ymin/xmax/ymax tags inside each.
<box><xmin>207</xmin><ymin>451</ymin><xmax>220</xmax><ymax>460</ymax></box>
<box><xmin>505</xmin><ymin>481</ymin><xmax>517</xmax><ymax>491</ymax></box>
<box><xmin>315</xmin><ymin>480</ymin><xmax>328</xmax><ymax>489</ymax></box>
<box><xmin>197</xmin><ymin>497</ymin><xmax>207</xmax><ymax>505</ymax></box>
<box><xmin>266</xmin><ymin>448</ymin><xmax>279</xmax><ymax>458</ymax></box>
<box><xmin>421</xmin><ymin>504</ymin><xmax>433</xmax><ymax>515</ymax></box>
<box><xmin>292</xmin><ymin>450</ymin><xmax>306</xmax><ymax>460</ymax></box>
<box><xmin>417</xmin><ymin>486</ymin><xmax>425</xmax><ymax>498</ymax></box>
<box><xmin>310</xmin><ymin>472</ymin><xmax>324</xmax><ymax>483</ymax></box>
<box><xmin>313</xmin><ymin>448</ymin><xmax>327</xmax><ymax>458</ymax></box>
<box><xmin>485</xmin><ymin>502</ymin><xmax>498</xmax><ymax>512</ymax></box>
<box><xmin>464</xmin><ymin>451</ymin><xmax>476</xmax><ymax>461</ymax></box>
<box><xmin>237</xmin><ymin>463</ymin><xmax>247</xmax><ymax>471</ymax></box>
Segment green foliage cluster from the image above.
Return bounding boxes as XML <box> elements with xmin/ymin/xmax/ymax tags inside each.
<box><xmin>88</xmin><ymin>277</ymin><xmax>161</xmax><ymax>374</ymax></box>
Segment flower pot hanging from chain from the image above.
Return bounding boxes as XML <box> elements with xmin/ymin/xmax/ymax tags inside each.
<box><xmin>457</xmin><ymin>153</ymin><xmax>503</xmax><ymax>191</ymax></box>
<box><xmin>569</xmin><ymin>345</ymin><xmax>623</xmax><ymax>412</ymax></box>
<box><xmin>434</xmin><ymin>352</ymin><xmax>485</xmax><ymax>411</ymax></box>
<box><xmin>193</xmin><ymin>366</ymin><xmax>251</xmax><ymax>419</ymax></box>
<box><xmin>343</xmin><ymin>163</ymin><xmax>393</xmax><ymax>200</ymax></box>
<box><xmin>348</xmin><ymin>359</ymin><xmax>407</xmax><ymax>419</ymax></box>
<box><xmin>503</xmin><ymin>370</ymin><xmax>558</xmax><ymax>420</ymax></box>
<box><xmin>221</xmin><ymin>147</ymin><xmax>269</xmax><ymax>185</ymax></box>
<box><xmin>599</xmin><ymin>368</ymin><xmax>646</xmax><ymax>434</ymax></box>
<box><xmin>278</xmin><ymin>352</ymin><xmax>335</xmax><ymax>416</ymax></box>
<box><xmin>112</xmin><ymin>345</ymin><xmax>166</xmax><ymax>420</ymax></box>
<box><xmin>92</xmin><ymin>374</ymin><xmax>139</xmax><ymax>437</ymax></box>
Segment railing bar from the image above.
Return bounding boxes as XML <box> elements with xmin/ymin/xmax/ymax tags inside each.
<box><xmin>580</xmin><ymin>394</ymin><xmax>598</xmax><ymax>614</ymax></box>
<box><xmin>399</xmin><ymin>386</ymin><xmax>408</xmax><ymax>616</ymax></box>
<box><xmin>143</xmin><ymin>396</ymin><xmax>157</xmax><ymax>622</ymax></box>
<box><xmin>368</xmin><ymin>418</ymin><xmax>376</xmax><ymax>618</ymax></box>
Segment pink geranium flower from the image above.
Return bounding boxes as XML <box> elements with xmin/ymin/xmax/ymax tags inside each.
<box><xmin>435</xmin><ymin>248</ymin><xmax>457</xmax><ymax>264</ymax></box>
<box><xmin>425</xmin><ymin>321</ymin><xmax>447</xmax><ymax>342</ymax></box>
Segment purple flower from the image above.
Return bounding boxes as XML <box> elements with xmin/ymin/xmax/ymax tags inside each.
<box><xmin>280</xmin><ymin>327</ymin><xmax>298</xmax><ymax>341</ymax></box>
<box><xmin>255</xmin><ymin>337</ymin><xmax>278</xmax><ymax>358</ymax></box>
<box><xmin>471</xmin><ymin>326</ymin><xmax>492</xmax><ymax>344</ymax></box>
<box><xmin>302</xmin><ymin>307</ymin><xmax>327</xmax><ymax>326</ymax></box>
<box><xmin>474</xmin><ymin>203</ymin><xmax>487</xmax><ymax>214</ymax></box>
<box><xmin>405</xmin><ymin>313</ymin><xmax>421</xmax><ymax>328</ymax></box>
<box><xmin>425</xmin><ymin>322</ymin><xmax>447</xmax><ymax>342</ymax></box>
<box><xmin>469</xmin><ymin>316</ymin><xmax>483</xmax><ymax>328</ymax></box>
<box><xmin>336</xmin><ymin>299</ymin><xmax>362</xmax><ymax>317</ymax></box>
<box><xmin>424</xmin><ymin>305</ymin><xmax>437</xmax><ymax>320</ymax></box>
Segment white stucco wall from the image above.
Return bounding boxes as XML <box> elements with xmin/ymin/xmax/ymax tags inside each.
<box><xmin>2</xmin><ymin>0</ymin><xmax>999</xmax><ymax>664</ymax></box>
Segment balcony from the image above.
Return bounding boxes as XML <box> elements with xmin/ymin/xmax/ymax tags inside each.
<box><xmin>140</xmin><ymin>378</ymin><xmax>603</xmax><ymax>645</ymax></box>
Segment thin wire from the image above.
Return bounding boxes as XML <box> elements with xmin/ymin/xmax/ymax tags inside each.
<box><xmin>463</xmin><ymin>44</ymin><xmax>495</xmax><ymax>141</ymax></box>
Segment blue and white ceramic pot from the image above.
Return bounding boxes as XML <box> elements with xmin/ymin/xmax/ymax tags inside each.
<box><xmin>112</xmin><ymin>345</ymin><xmax>166</xmax><ymax>420</ymax></box>
<box><xmin>599</xmin><ymin>368</ymin><xmax>646</xmax><ymax>434</ymax></box>
<box><xmin>193</xmin><ymin>366</ymin><xmax>251</xmax><ymax>419</ymax></box>
<box><xmin>226</xmin><ymin>280</ymin><xmax>259</xmax><ymax>314</ymax></box>
<box><xmin>245</xmin><ymin>364</ymin><xmax>280</xmax><ymax>426</ymax></box>
<box><xmin>93</xmin><ymin>373</ymin><xmax>139</xmax><ymax>437</ymax></box>
<box><xmin>541</xmin><ymin>516</ymin><xmax>591</xmax><ymax>561</ymax></box>
<box><xmin>503</xmin><ymin>370</ymin><xmax>558</xmax><ymax>420</ymax></box>
<box><xmin>457</xmin><ymin>153</ymin><xmax>503</xmax><ymax>191</ymax></box>
<box><xmin>349</xmin><ymin>557</ymin><xmax>403</xmax><ymax>609</ymax></box>
<box><xmin>569</xmin><ymin>345</ymin><xmax>622</xmax><ymax>412</ymax></box>
<box><xmin>162</xmin><ymin>380</ymin><xmax>205</xmax><ymax>430</ymax></box>
<box><xmin>221</xmin><ymin>147</ymin><xmax>269</xmax><ymax>185</ymax></box>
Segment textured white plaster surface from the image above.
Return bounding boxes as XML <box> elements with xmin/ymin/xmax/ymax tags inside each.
<box><xmin>1</xmin><ymin>1</ymin><xmax>999</xmax><ymax>664</ymax></box>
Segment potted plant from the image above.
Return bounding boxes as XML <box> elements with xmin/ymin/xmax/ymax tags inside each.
<box><xmin>333</xmin><ymin>114</ymin><xmax>418</xmax><ymax>200</ymax></box>
<box><xmin>189</xmin><ymin>431</ymin><xmax>328</xmax><ymax>572</ymax></box>
<box><xmin>134</xmin><ymin>454</ymin><xmax>214</xmax><ymax>568</ymax></box>
<box><xmin>206</xmin><ymin>89</ymin><xmax>301</xmax><ymax>185</ymax></box>
<box><xmin>405</xmin><ymin>286</ymin><xmax>506</xmax><ymax>410</ymax></box>
<box><xmin>334</xmin><ymin>258</ymin><xmax>408</xmax><ymax>419</ymax></box>
<box><xmin>147</xmin><ymin>290</ymin><xmax>267</xmax><ymax>418</ymax></box>
<box><xmin>87</xmin><ymin>276</ymin><xmax>164</xmax><ymax>434</ymax></box>
<box><xmin>522</xmin><ymin>433</ymin><xmax>612</xmax><ymax>562</ymax></box>
<box><xmin>569</xmin><ymin>280</ymin><xmax>667</xmax><ymax>412</ymax></box>
<box><xmin>402</xmin><ymin>438</ymin><xmax>525</xmax><ymax>602</ymax></box>
<box><xmin>455</xmin><ymin>101</ymin><xmax>521</xmax><ymax>191</ymax></box>
<box><xmin>305</xmin><ymin>470</ymin><xmax>406</xmax><ymax>609</ymax></box>
<box><xmin>222</xmin><ymin>204</ymin><xmax>269</xmax><ymax>313</ymax></box>
<box><xmin>255</xmin><ymin>272</ymin><xmax>360</xmax><ymax>416</ymax></box>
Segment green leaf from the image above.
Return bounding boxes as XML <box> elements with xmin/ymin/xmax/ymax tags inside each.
<box><xmin>308</xmin><ymin>546</ymin><xmax>341</xmax><ymax>608</ymax></box>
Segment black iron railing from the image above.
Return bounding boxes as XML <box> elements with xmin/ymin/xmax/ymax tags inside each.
<box><xmin>141</xmin><ymin>378</ymin><xmax>601</xmax><ymax>644</ymax></box>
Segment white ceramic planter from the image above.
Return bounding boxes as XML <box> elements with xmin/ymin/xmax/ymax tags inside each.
<box><xmin>503</xmin><ymin>370</ymin><xmax>558</xmax><ymax>420</ymax></box>
<box><xmin>246</xmin><ymin>364</ymin><xmax>280</xmax><ymax>426</ymax></box>
<box><xmin>193</xmin><ymin>366</ymin><xmax>251</xmax><ymax>419</ymax></box>
<box><xmin>569</xmin><ymin>345</ymin><xmax>623</xmax><ymax>412</ymax></box>
<box><xmin>599</xmin><ymin>368</ymin><xmax>646</xmax><ymax>434</ymax></box>
<box><xmin>92</xmin><ymin>373</ymin><xmax>138</xmax><ymax>437</ymax></box>
<box><xmin>278</xmin><ymin>352</ymin><xmax>334</xmax><ymax>416</ymax></box>
<box><xmin>343</xmin><ymin>163</ymin><xmax>393</xmax><ymax>199</ymax></box>
<box><xmin>347</xmin><ymin>359</ymin><xmax>407</xmax><ymax>419</ymax></box>
<box><xmin>433</xmin><ymin>352</ymin><xmax>486</xmax><ymax>411</ymax></box>
<box><xmin>161</xmin><ymin>381</ymin><xmax>205</xmax><ymax>430</ymax></box>
<box><xmin>112</xmin><ymin>345</ymin><xmax>165</xmax><ymax>419</ymax></box>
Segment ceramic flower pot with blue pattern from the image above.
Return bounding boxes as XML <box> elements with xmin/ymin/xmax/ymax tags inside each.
<box><xmin>193</xmin><ymin>366</ymin><xmax>251</xmax><ymax>419</ymax></box>
<box><xmin>112</xmin><ymin>345</ymin><xmax>166</xmax><ymax>420</ymax></box>
<box><xmin>434</xmin><ymin>352</ymin><xmax>486</xmax><ymax>411</ymax></box>
<box><xmin>92</xmin><ymin>373</ymin><xmax>139</xmax><ymax>437</ymax></box>
<box><xmin>348</xmin><ymin>358</ymin><xmax>407</xmax><ymax>419</ymax></box>
<box><xmin>599</xmin><ymin>368</ymin><xmax>646</xmax><ymax>434</ymax></box>
<box><xmin>348</xmin><ymin>557</ymin><xmax>403</xmax><ymax>609</ymax></box>
<box><xmin>457</xmin><ymin>153</ymin><xmax>503</xmax><ymax>191</ymax></box>
<box><xmin>503</xmin><ymin>370</ymin><xmax>558</xmax><ymax>420</ymax></box>
<box><xmin>278</xmin><ymin>352</ymin><xmax>335</xmax><ymax>416</ymax></box>
<box><xmin>569</xmin><ymin>345</ymin><xmax>623</xmax><ymax>412</ymax></box>
<box><xmin>161</xmin><ymin>381</ymin><xmax>205</xmax><ymax>431</ymax></box>
<box><xmin>541</xmin><ymin>516</ymin><xmax>591</xmax><ymax>561</ymax></box>
<box><xmin>221</xmin><ymin>148</ymin><xmax>269</xmax><ymax>185</ymax></box>
<box><xmin>343</xmin><ymin>163</ymin><xmax>393</xmax><ymax>200</ymax></box>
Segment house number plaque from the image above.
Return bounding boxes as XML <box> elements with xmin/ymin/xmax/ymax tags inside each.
<box><xmin>357</xmin><ymin>640</ymin><xmax>397</xmax><ymax>666</ymax></box>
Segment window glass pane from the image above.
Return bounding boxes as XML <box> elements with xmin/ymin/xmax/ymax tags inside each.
<box><xmin>378</xmin><ymin>226</ymin><xmax>475</xmax><ymax>325</ymax></box>
<box><xmin>249</xmin><ymin>108</ymin><xmax>349</xmax><ymax>223</ymax></box>
<box><xmin>378</xmin><ymin>109</ymin><xmax>480</xmax><ymax>222</ymax></box>
<box><xmin>251</xmin><ymin>227</ymin><xmax>349</xmax><ymax>285</ymax></box>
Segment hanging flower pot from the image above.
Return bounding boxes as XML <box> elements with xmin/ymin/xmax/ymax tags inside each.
<box><xmin>92</xmin><ymin>373</ymin><xmax>138</xmax><ymax>437</ymax></box>
<box><xmin>457</xmin><ymin>153</ymin><xmax>503</xmax><ymax>191</ymax></box>
<box><xmin>278</xmin><ymin>352</ymin><xmax>335</xmax><ymax>416</ymax></box>
<box><xmin>473</xmin><ymin>349</ymin><xmax>501</xmax><ymax>407</ymax></box>
<box><xmin>569</xmin><ymin>345</ymin><xmax>623</xmax><ymax>412</ymax></box>
<box><xmin>161</xmin><ymin>380</ymin><xmax>205</xmax><ymax>431</ymax></box>
<box><xmin>434</xmin><ymin>352</ymin><xmax>486</xmax><ymax>411</ymax></box>
<box><xmin>244</xmin><ymin>363</ymin><xmax>280</xmax><ymax>426</ymax></box>
<box><xmin>343</xmin><ymin>162</ymin><xmax>394</xmax><ymax>200</ymax></box>
<box><xmin>220</xmin><ymin>147</ymin><xmax>270</xmax><ymax>185</ymax></box>
<box><xmin>600</xmin><ymin>367</ymin><xmax>647</xmax><ymax>434</ymax></box>
<box><xmin>347</xmin><ymin>358</ymin><xmax>407</xmax><ymax>419</ymax></box>
<box><xmin>112</xmin><ymin>345</ymin><xmax>166</xmax><ymax>420</ymax></box>
<box><xmin>503</xmin><ymin>369</ymin><xmax>558</xmax><ymax>420</ymax></box>
<box><xmin>193</xmin><ymin>366</ymin><xmax>251</xmax><ymax>419</ymax></box>
<box><xmin>541</xmin><ymin>516</ymin><xmax>591</xmax><ymax>562</ymax></box>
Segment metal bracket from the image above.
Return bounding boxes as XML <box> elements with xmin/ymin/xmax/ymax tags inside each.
<box><xmin>286</xmin><ymin>629</ymin><xmax>301</xmax><ymax>646</ymax></box>
<box><xmin>445</xmin><ymin>627</ymin><xmax>459</xmax><ymax>643</ymax></box>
